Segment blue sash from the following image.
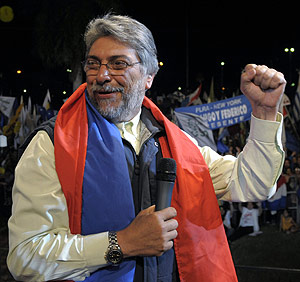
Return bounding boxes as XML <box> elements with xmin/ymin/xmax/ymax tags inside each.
<box><xmin>80</xmin><ymin>93</ymin><xmax>136</xmax><ymax>281</ymax></box>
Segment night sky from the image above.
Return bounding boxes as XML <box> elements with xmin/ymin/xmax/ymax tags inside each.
<box><xmin>1</xmin><ymin>0</ymin><xmax>300</xmax><ymax>108</ymax></box>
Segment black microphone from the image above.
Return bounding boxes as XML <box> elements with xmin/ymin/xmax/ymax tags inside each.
<box><xmin>155</xmin><ymin>158</ymin><xmax>177</xmax><ymax>211</ymax></box>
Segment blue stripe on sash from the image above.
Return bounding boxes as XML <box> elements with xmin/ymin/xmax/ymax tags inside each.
<box><xmin>80</xmin><ymin>93</ymin><xmax>136</xmax><ymax>281</ymax></box>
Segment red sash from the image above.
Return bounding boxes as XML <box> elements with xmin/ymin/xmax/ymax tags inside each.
<box><xmin>54</xmin><ymin>83</ymin><xmax>237</xmax><ymax>281</ymax></box>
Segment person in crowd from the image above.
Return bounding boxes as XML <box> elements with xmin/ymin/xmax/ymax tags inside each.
<box><xmin>297</xmin><ymin>154</ymin><xmax>300</xmax><ymax>168</ymax></box>
<box><xmin>283</xmin><ymin>158</ymin><xmax>291</xmax><ymax>174</ymax></box>
<box><xmin>280</xmin><ymin>209</ymin><xmax>299</xmax><ymax>234</ymax></box>
<box><xmin>229</xmin><ymin>202</ymin><xmax>262</xmax><ymax>242</ymax></box>
<box><xmin>289</xmin><ymin>151</ymin><xmax>298</xmax><ymax>170</ymax></box>
<box><xmin>220</xmin><ymin>203</ymin><xmax>234</xmax><ymax>238</ymax></box>
<box><xmin>7</xmin><ymin>14</ymin><xmax>285</xmax><ymax>282</ymax></box>
<box><xmin>294</xmin><ymin>166</ymin><xmax>300</xmax><ymax>183</ymax></box>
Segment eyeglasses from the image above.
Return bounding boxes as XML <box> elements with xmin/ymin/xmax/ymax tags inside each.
<box><xmin>83</xmin><ymin>58</ymin><xmax>141</xmax><ymax>75</ymax></box>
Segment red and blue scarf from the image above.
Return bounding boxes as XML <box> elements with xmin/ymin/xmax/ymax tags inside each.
<box><xmin>54</xmin><ymin>83</ymin><xmax>237</xmax><ymax>282</ymax></box>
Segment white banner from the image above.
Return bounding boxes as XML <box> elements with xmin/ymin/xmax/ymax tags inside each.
<box><xmin>0</xmin><ymin>96</ymin><xmax>15</xmax><ymax>117</ymax></box>
<box><xmin>175</xmin><ymin>111</ymin><xmax>217</xmax><ymax>151</ymax></box>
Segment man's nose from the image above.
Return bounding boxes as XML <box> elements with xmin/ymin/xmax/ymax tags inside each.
<box><xmin>96</xmin><ymin>64</ymin><xmax>112</xmax><ymax>84</ymax></box>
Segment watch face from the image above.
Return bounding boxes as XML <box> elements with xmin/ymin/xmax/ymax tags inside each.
<box><xmin>107</xmin><ymin>249</ymin><xmax>123</xmax><ymax>264</ymax></box>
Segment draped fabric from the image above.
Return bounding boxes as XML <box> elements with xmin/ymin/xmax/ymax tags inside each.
<box><xmin>80</xmin><ymin>94</ymin><xmax>136</xmax><ymax>281</ymax></box>
<box><xmin>54</xmin><ymin>83</ymin><xmax>237</xmax><ymax>282</ymax></box>
<box><xmin>55</xmin><ymin>83</ymin><xmax>88</xmax><ymax>234</ymax></box>
<box><xmin>143</xmin><ymin>98</ymin><xmax>238</xmax><ymax>282</ymax></box>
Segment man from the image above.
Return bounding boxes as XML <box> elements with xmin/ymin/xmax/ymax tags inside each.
<box><xmin>7</xmin><ymin>14</ymin><xmax>285</xmax><ymax>282</ymax></box>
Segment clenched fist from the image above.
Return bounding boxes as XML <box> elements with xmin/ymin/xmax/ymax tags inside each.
<box><xmin>240</xmin><ymin>64</ymin><xmax>286</xmax><ymax>121</ymax></box>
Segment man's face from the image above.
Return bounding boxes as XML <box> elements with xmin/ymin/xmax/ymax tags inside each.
<box><xmin>85</xmin><ymin>36</ymin><xmax>154</xmax><ymax>123</ymax></box>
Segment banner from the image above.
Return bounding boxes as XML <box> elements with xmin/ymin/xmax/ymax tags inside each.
<box><xmin>175</xmin><ymin>95</ymin><xmax>252</xmax><ymax>130</ymax></box>
<box><xmin>0</xmin><ymin>96</ymin><xmax>16</xmax><ymax>117</ymax></box>
<box><xmin>175</xmin><ymin>111</ymin><xmax>217</xmax><ymax>151</ymax></box>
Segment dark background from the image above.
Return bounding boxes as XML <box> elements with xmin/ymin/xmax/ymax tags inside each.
<box><xmin>1</xmin><ymin>0</ymin><xmax>300</xmax><ymax>109</ymax></box>
<box><xmin>1</xmin><ymin>2</ymin><xmax>300</xmax><ymax>281</ymax></box>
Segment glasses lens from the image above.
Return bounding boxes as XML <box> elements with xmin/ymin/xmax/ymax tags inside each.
<box><xmin>85</xmin><ymin>59</ymin><xmax>100</xmax><ymax>71</ymax></box>
<box><xmin>83</xmin><ymin>58</ymin><xmax>137</xmax><ymax>75</ymax></box>
<box><xmin>109</xmin><ymin>60</ymin><xmax>129</xmax><ymax>70</ymax></box>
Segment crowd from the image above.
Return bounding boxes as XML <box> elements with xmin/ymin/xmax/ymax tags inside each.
<box><xmin>141</xmin><ymin>91</ymin><xmax>300</xmax><ymax>242</ymax></box>
<box><xmin>0</xmin><ymin>91</ymin><xmax>299</xmax><ymax>282</ymax></box>
<box><xmin>0</xmin><ymin>90</ymin><xmax>299</xmax><ymax>236</ymax></box>
<box><xmin>218</xmin><ymin>150</ymin><xmax>300</xmax><ymax>242</ymax></box>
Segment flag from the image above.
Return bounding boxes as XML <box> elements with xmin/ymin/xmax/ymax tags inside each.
<box><xmin>293</xmin><ymin>72</ymin><xmax>300</xmax><ymax>121</ymax></box>
<box><xmin>0</xmin><ymin>96</ymin><xmax>16</xmax><ymax>117</ymax></box>
<box><xmin>280</xmin><ymin>93</ymin><xmax>291</xmax><ymax>119</ymax></box>
<box><xmin>232</xmin><ymin>88</ymin><xmax>240</xmax><ymax>98</ymax></box>
<box><xmin>187</xmin><ymin>83</ymin><xmax>202</xmax><ymax>106</ymax></box>
<box><xmin>0</xmin><ymin>135</ymin><xmax>7</xmax><ymax>147</ymax></box>
<box><xmin>27</xmin><ymin>96</ymin><xmax>32</xmax><ymax>115</ymax></box>
<box><xmin>202</xmin><ymin>91</ymin><xmax>208</xmax><ymax>103</ymax></box>
<box><xmin>17</xmin><ymin>103</ymin><xmax>29</xmax><ymax>145</ymax></box>
<box><xmin>181</xmin><ymin>84</ymin><xmax>202</xmax><ymax>107</ymax></box>
<box><xmin>263</xmin><ymin>175</ymin><xmax>287</xmax><ymax>211</ymax></box>
<box><xmin>43</xmin><ymin>89</ymin><xmax>51</xmax><ymax>110</ymax></box>
<box><xmin>217</xmin><ymin>139</ymin><xmax>229</xmax><ymax>154</ymax></box>
<box><xmin>279</xmin><ymin>93</ymin><xmax>291</xmax><ymax>147</ymax></box>
<box><xmin>175</xmin><ymin>111</ymin><xmax>217</xmax><ymax>151</ymax></box>
<box><xmin>217</xmin><ymin>128</ymin><xmax>229</xmax><ymax>154</ymax></box>
<box><xmin>207</xmin><ymin>77</ymin><xmax>215</xmax><ymax>103</ymax></box>
<box><xmin>3</xmin><ymin>102</ymin><xmax>23</xmax><ymax>136</ymax></box>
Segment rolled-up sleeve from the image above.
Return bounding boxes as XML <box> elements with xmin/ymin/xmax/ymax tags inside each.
<box><xmin>7</xmin><ymin>131</ymin><xmax>109</xmax><ymax>282</ymax></box>
<box><xmin>192</xmin><ymin>113</ymin><xmax>284</xmax><ymax>202</ymax></box>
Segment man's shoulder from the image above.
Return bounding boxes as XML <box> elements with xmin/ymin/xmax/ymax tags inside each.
<box><xmin>18</xmin><ymin>116</ymin><xmax>57</xmax><ymax>159</ymax></box>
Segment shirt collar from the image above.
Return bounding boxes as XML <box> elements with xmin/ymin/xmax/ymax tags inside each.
<box><xmin>115</xmin><ymin>109</ymin><xmax>142</xmax><ymax>137</ymax></box>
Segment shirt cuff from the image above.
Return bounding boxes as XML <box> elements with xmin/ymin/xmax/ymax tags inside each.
<box><xmin>83</xmin><ymin>232</ymin><xmax>109</xmax><ymax>268</ymax></box>
<box><xmin>248</xmin><ymin>113</ymin><xmax>283</xmax><ymax>146</ymax></box>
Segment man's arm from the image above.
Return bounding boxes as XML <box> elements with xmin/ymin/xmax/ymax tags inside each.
<box><xmin>186</xmin><ymin>65</ymin><xmax>286</xmax><ymax>202</ymax></box>
<box><xmin>199</xmin><ymin>112</ymin><xmax>284</xmax><ymax>202</ymax></box>
<box><xmin>7</xmin><ymin>131</ymin><xmax>178</xmax><ymax>281</ymax></box>
<box><xmin>7</xmin><ymin>131</ymin><xmax>109</xmax><ymax>281</ymax></box>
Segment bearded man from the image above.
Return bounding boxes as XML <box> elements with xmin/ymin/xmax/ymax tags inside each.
<box><xmin>7</xmin><ymin>14</ymin><xmax>285</xmax><ymax>282</ymax></box>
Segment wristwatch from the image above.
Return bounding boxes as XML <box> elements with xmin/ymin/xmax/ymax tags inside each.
<box><xmin>105</xmin><ymin>231</ymin><xmax>123</xmax><ymax>265</ymax></box>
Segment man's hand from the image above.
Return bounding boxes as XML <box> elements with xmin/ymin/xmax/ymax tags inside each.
<box><xmin>240</xmin><ymin>64</ymin><xmax>286</xmax><ymax>121</ymax></box>
<box><xmin>116</xmin><ymin>205</ymin><xmax>178</xmax><ymax>258</ymax></box>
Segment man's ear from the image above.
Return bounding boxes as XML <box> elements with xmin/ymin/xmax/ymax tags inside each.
<box><xmin>145</xmin><ymin>74</ymin><xmax>155</xmax><ymax>90</ymax></box>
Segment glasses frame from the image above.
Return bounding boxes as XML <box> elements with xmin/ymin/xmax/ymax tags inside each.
<box><xmin>82</xmin><ymin>58</ymin><xmax>141</xmax><ymax>75</ymax></box>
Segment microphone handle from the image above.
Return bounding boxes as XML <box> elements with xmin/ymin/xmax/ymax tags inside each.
<box><xmin>155</xmin><ymin>180</ymin><xmax>175</xmax><ymax>211</ymax></box>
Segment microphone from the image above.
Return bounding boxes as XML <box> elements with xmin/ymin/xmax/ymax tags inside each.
<box><xmin>155</xmin><ymin>158</ymin><xmax>177</xmax><ymax>211</ymax></box>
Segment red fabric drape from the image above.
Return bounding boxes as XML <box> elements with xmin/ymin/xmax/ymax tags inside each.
<box><xmin>143</xmin><ymin>97</ymin><xmax>237</xmax><ymax>282</ymax></box>
<box><xmin>54</xmin><ymin>85</ymin><xmax>237</xmax><ymax>281</ymax></box>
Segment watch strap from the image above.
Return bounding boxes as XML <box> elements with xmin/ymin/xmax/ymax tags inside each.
<box><xmin>108</xmin><ymin>231</ymin><xmax>118</xmax><ymax>245</ymax></box>
<box><xmin>105</xmin><ymin>231</ymin><xmax>123</xmax><ymax>265</ymax></box>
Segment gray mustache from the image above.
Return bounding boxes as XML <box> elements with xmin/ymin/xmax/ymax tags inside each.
<box><xmin>91</xmin><ymin>84</ymin><xmax>124</xmax><ymax>93</ymax></box>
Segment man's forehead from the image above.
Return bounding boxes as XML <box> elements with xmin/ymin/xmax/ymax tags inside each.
<box><xmin>88</xmin><ymin>36</ymin><xmax>138</xmax><ymax>59</ymax></box>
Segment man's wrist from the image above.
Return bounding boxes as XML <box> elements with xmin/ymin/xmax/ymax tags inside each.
<box><xmin>249</xmin><ymin>113</ymin><xmax>282</xmax><ymax>143</ymax></box>
<box><xmin>105</xmin><ymin>231</ymin><xmax>124</xmax><ymax>265</ymax></box>
<box><xmin>251</xmin><ymin>106</ymin><xmax>278</xmax><ymax>121</ymax></box>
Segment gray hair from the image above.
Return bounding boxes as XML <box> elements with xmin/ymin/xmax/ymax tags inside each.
<box><xmin>84</xmin><ymin>14</ymin><xmax>159</xmax><ymax>75</ymax></box>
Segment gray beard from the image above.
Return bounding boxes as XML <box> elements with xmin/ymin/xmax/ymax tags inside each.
<box><xmin>87</xmin><ymin>81</ymin><xmax>145</xmax><ymax>123</ymax></box>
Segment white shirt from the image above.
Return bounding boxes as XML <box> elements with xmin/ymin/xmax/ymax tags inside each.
<box><xmin>7</xmin><ymin>113</ymin><xmax>284</xmax><ymax>281</ymax></box>
<box><xmin>239</xmin><ymin>207</ymin><xmax>260</xmax><ymax>232</ymax></box>
<box><xmin>116</xmin><ymin>109</ymin><xmax>142</xmax><ymax>154</ymax></box>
